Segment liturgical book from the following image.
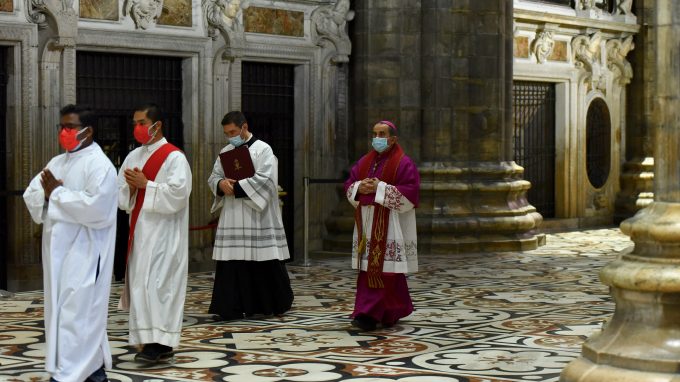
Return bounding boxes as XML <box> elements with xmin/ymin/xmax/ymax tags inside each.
<box><xmin>220</xmin><ymin>146</ymin><xmax>256</xmax><ymax>180</ymax></box>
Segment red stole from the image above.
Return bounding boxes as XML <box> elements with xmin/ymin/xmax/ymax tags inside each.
<box><xmin>126</xmin><ymin>143</ymin><xmax>180</xmax><ymax>262</ymax></box>
<box><xmin>354</xmin><ymin>144</ymin><xmax>405</xmax><ymax>288</ymax></box>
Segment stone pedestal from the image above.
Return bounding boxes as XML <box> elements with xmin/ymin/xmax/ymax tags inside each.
<box><xmin>562</xmin><ymin>0</ymin><xmax>680</xmax><ymax>379</ymax></box>
<box><xmin>615</xmin><ymin>156</ymin><xmax>654</xmax><ymax>224</ymax></box>
<box><xmin>418</xmin><ymin>161</ymin><xmax>541</xmax><ymax>253</ymax></box>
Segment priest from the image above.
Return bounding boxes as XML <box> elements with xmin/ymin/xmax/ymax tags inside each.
<box><xmin>23</xmin><ymin>104</ymin><xmax>118</xmax><ymax>382</ymax></box>
<box><xmin>117</xmin><ymin>103</ymin><xmax>192</xmax><ymax>364</ymax></box>
<box><xmin>344</xmin><ymin>120</ymin><xmax>420</xmax><ymax>331</ymax></box>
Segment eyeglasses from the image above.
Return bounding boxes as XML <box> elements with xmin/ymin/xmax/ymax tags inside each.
<box><xmin>56</xmin><ymin>123</ymin><xmax>82</xmax><ymax>130</ymax></box>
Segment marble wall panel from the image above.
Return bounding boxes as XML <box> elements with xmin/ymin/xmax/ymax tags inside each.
<box><xmin>158</xmin><ymin>0</ymin><xmax>192</xmax><ymax>27</ymax></box>
<box><xmin>80</xmin><ymin>0</ymin><xmax>118</xmax><ymax>20</ymax></box>
<box><xmin>244</xmin><ymin>6</ymin><xmax>304</xmax><ymax>37</ymax></box>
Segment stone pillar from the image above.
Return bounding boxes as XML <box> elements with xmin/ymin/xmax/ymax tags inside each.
<box><xmin>561</xmin><ymin>0</ymin><xmax>680</xmax><ymax>380</ymax></box>
<box><xmin>324</xmin><ymin>0</ymin><xmax>421</xmax><ymax>251</ymax></box>
<box><xmin>615</xmin><ymin>0</ymin><xmax>654</xmax><ymax>223</ymax></box>
<box><xmin>417</xmin><ymin>0</ymin><xmax>541</xmax><ymax>252</ymax></box>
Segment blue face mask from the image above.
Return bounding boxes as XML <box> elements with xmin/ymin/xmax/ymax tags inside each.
<box><xmin>229</xmin><ymin>130</ymin><xmax>245</xmax><ymax>147</ymax></box>
<box><xmin>372</xmin><ymin>137</ymin><xmax>389</xmax><ymax>153</ymax></box>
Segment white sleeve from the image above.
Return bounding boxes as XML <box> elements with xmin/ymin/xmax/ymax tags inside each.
<box><xmin>374</xmin><ymin>181</ymin><xmax>415</xmax><ymax>213</ymax></box>
<box><xmin>141</xmin><ymin>152</ymin><xmax>192</xmax><ymax>214</ymax></box>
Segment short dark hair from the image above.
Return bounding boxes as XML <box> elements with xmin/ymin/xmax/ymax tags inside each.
<box><xmin>135</xmin><ymin>103</ymin><xmax>164</xmax><ymax>124</ymax></box>
<box><xmin>60</xmin><ymin>104</ymin><xmax>97</xmax><ymax>130</ymax></box>
<box><xmin>222</xmin><ymin>111</ymin><xmax>247</xmax><ymax>127</ymax></box>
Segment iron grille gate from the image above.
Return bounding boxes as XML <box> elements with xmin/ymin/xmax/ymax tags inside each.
<box><xmin>513</xmin><ymin>81</ymin><xmax>556</xmax><ymax>218</ymax></box>
<box><xmin>242</xmin><ymin>62</ymin><xmax>295</xmax><ymax>258</ymax></box>
<box><xmin>0</xmin><ymin>47</ymin><xmax>7</xmax><ymax>289</ymax></box>
<box><xmin>76</xmin><ymin>51</ymin><xmax>184</xmax><ymax>280</ymax></box>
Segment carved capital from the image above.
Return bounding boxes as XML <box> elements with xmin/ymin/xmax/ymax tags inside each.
<box><xmin>311</xmin><ymin>0</ymin><xmax>354</xmax><ymax>63</ymax></box>
<box><xmin>532</xmin><ymin>31</ymin><xmax>554</xmax><ymax>64</ymax></box>
<box><xmin>124</xmin><ymin>0</ymin><xmax>164</xmax><ymax>30</ymax></box>
<box><xmin>572</xmin><ymin>32</ymin><xmax>605</xmax><ymax>91</ymax></box>
<box><xmin>203</xmin><ymin>0</ymin><xmax>248</xmax><ymax>49</ymax></box>
<box><xmin>606</xmin><ymin>35</ymin><xmax>635</xmax><ymax>85</ymax></box>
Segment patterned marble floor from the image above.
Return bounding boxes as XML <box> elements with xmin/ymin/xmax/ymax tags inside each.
<box><xmin>0</xmin><ymin>228</ymin><xmax>633</xmax><ymax>382</ymax></box>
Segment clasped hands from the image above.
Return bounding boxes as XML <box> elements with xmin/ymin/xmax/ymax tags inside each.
<box><xmin>219</xmin><ymin>178</ymin><xmax>237</xmax><ymax>196</ymax></box>
<box><xmin>40</xmin><ymin>169</ymin><xmax>63</xmax><ymax>200</ymax></box>
<box><xmin>358</xmin><ymin>177</ymin><xmax>380</xmax><ymax>195</ymax></box>
<box><xmin>124</xmin><ymin>167</ymin><xmax>149</xmax><ymax>194</ymax></box>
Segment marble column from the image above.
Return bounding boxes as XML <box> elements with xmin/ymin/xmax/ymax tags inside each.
<box><xmin>417</xmin><ymin>0</ymin><xmax>541</xmax><ymax>253</ymax></box>
<box><xmin>615</xmin><ymin>0</ymin><xmax>654</xmax><ymax>224</ymax></box>
<box><xmin>561</xmin><ymin>0</ymin><xmax>680</xmax><ymax>380</ymax></box>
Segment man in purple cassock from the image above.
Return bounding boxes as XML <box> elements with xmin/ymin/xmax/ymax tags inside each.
<box><xmin>344</xmin><ymin>120</ymin><xmax>420</xmax><ymax>331</ymax></box>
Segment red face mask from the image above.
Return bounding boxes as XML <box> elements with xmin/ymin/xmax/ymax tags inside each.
<box><xmin>133</xmin><ymin>122</ymin><xmax>158</xmax><ymax>145</ymax></box>
<box><xmin>59</xmin><ymin>127</ymin><xmax>88</xmax><ymax>152</ymax></box>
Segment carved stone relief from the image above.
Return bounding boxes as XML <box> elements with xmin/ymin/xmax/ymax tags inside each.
<box><xmin>124</xmin><ymin>0</ymin><xmax>164</xmax><ymax>29</ymax></box>
<box><xmin>572</xmin><ymin>32</ymin><xmax>605</xmax><ymax>92</ymax></box>
<box><xmin>532</xmin><ymin>31</ymin><xmax>555</xmax><ymax>64</ymax></box>
<box><xmin>204</xmin><ymin>0</ymin><xmax>249</xmax><ymax>40</ymax></box>
<box><xmin>606</xmin><ymin>35</ymin><xmax>634</xmax><ymax>85</ymax></box>
<box><xmin>311</xmin><ymin>0</ymin><xmax>355</xmax><ymax>63</ymax></box>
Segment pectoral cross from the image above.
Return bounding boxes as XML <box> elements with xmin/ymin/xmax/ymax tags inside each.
<box><xmin>234</xmin><ymin>159</ymin><xmax>242</xmax><ymax>171</ymax></box>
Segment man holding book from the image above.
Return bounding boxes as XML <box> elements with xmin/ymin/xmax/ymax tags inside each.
<box><xmin>208</xmin><ymin>111</ymin><xmax>294</xmax><ymax>320</ymax></box>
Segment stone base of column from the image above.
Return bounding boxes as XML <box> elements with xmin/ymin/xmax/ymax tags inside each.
<box><xmin>416</xmin><ymin>161</ymin><xmax>543</xmax><ymax>253</ymax></box>
<box><xmin>561</xmin><ymin>202</ymin><xmax>680</xmax><ymax>381</ymax></box>
<box><xmin>561</xmin><ymin>357</ymin><xmax>680</xmax><ymax>382</ymax></box>
<box><xmin>614</xmin><ymin>156</ymin><xmax>654</xmax><ymax>224</ymax></box>
<box><xmin>323</xmin><ymin>161</ymin><xmax>543</xmax><ymax>253</ymax></box>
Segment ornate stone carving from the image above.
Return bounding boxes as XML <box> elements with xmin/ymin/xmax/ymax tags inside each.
<box><xmin>606</xmin><ymin>35</ymin><xmax>634</xmax><ymax>85</ymax></box>
<box><xmin>203</xmin><ymin>0</ymin><xmax>249</xmax><ymax>53</ymax></box>
<box><xmin>578</xmin><ymin>0</ymin><xmax>597</xmax><ymax>10</ymax></box>
<box><xmin>572</xmin><ymin>32</ymin><xmax>605</xmax><ymax>91</ymax></box>
<box><xmin>616</xmin><ymin>0</ymin><xmax>634</xmax><ymax>16</ymax></box>
<box><xmin>311</xmin><ymin>0</ymin><xmax>355</xmax><ymax>63</ymax></box>
<box><xmin>25</xmin><ymin>0</ymin><xmax>77</xmax><ymax>46</ymax></box>
<box><xmin>124</xmin><ymin>0</ymin><xmax>164</xmax><ymax>29</ymax></box>
<box><xmin>25</xmin><ymin>0</ymin><xmax>48</xmax><ymax>28</ymax></box>
<box><xmin>532</xmin><ymin>31</ymin><xmax>554</xmax><ymax>64</ymax></box>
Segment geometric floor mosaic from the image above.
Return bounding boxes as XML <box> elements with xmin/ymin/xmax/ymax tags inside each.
<box><xmin>0</xmin><ymin>228</ymin><xmax>633</xmax><ymax>381</ymax></box>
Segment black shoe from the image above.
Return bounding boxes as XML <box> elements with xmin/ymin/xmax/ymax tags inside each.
<box><xmin>85</xmin><ymin>365</ymin><xmax>108</xmax><ymax>382</ymax></box>
<box><xmin>351</xmin><ymin>315</ymin><xmax>377</xmax><ymax>331</ymax></box>
<box><xmin>134</xmin><ymin>343</ymin><xmax>174</xmax><ymax>364</ymax></box>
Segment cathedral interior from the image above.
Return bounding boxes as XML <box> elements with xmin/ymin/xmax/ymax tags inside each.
<box><xmin>2</xmin><ymin>0</ymin><xmax>680</xmax><ymax>380</ymax></box>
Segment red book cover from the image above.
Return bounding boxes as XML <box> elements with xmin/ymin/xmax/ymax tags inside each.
<box><xmin>219</xmin><ymin>146</ymin><xmax>255</xmax><ymax>180</ymax></box>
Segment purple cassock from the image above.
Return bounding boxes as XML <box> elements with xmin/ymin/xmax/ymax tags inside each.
<box><xmin>344</xmin><ymin>144</ymin><xmax>420</xmax><ymax>328</ymax></box>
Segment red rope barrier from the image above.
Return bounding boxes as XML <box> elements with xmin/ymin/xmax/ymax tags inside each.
<box><xmin>189</xmin><ymin>223</ymin><xmax>218</xmax><ymax>231</ymax></box>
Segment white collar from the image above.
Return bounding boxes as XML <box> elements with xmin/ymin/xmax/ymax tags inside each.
<box><xmin>144</xmin><ymin>137</ymin><xmax>168</xmax><ymax>153</ymax></box>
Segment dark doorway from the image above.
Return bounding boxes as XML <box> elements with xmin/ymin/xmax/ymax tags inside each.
<box><xmin>76</xmin><ymin>51</ymin><xmax>184</xmax><ymax>280</ymax></box>
<box><xmin>241</xmin><ymin>62</ymin><xmax>296</xmax><ymax>258</ymax></box>
<box><xmin>512</xmin><ymin>81</ymin><xmax>556</xmax><ymax>218</ymax></box>
<box><xmin>0</xmin><ymin>47</ymin><xmax>8</xmax><ymax>289</ymax></box>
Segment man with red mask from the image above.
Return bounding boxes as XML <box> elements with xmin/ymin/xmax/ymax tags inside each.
<box><xmin>117</xmin><ymin>103</ymin><xmax>192</xmax><ymax>364</ymax></box>
<box><xmin>23</xmin><ymin>104</ymin><xmax>118</xmax><ymax>382</ymax></box>
<box><xmin>344</xmin><ymin>120</ymin><xmax>420</xmax><ymax>331</ymax></box>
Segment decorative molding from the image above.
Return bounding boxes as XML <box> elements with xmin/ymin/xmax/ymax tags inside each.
<box><xmin>311</xmin><ymin>0</ymin><xmax>354</xmax><ymax>63</ymax></box>
<box><xmin>203</xmin><ymin>0</ymin><xmax>249</xmax><ymax>51</ymax></box>
<box><xmin>532</xmin><ymin>31</ymin><xmax>554</xmax><ymax>64</ymax></box>
<box><xmin>124</xmin><ymin>0</ymin><xmax>164</xmax><ymax>30</ymax></box>
<box><xmin>606</xmin><ymin>35</ymin><xmax>634</xmax><ymax>85</ymax></box>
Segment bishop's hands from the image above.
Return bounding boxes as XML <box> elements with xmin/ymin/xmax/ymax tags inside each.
<box><xmin>124</xmin><ymin>167</ymin><xmax>149</xmax><ymax>194</ymax></box>
<box><xmin>40</xmin><ymin>169</ymin><xmax>63</xmax><ymax>200</ymax></box>
<box><xmin>358</xmin><ymin>177</ymin><xmax>380</xmax><ymax>195</ymax></box>
<box><xmin>219</xmin><ymin>178</ymin><xmax>237</xmax><ymax>196</ymax></box>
